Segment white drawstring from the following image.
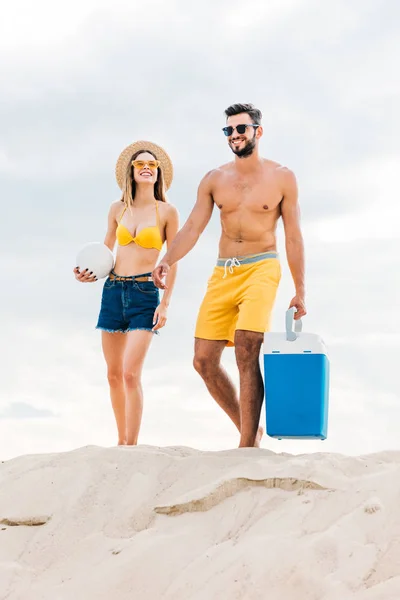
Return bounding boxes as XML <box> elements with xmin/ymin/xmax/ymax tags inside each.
<box><xmin>223</xmin><ymin>257</ymin><xmax>241</xmax><ymax>278</ymax></box>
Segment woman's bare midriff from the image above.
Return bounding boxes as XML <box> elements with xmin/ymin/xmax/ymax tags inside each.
<box><xmin>113</xmin><ymin>244</ymin><xmax>161</xmax><ymax>276</ymax></box>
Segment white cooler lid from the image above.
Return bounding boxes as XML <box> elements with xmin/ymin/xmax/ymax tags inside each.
<box><xmin>264</xmin><ymin>332</ymin><xmax>328</xmax><ymax>355</ymax></box>
<box><xmin>264</xmin><ymin>308</ymin><xmax>328</xmax><ymax>355</ymax></box>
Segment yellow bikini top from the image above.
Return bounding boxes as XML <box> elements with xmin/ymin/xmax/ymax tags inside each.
<box><xmin>116</xmin><ymin>201</ymin><xmax>163</xmax><ymax>251</ymax></box>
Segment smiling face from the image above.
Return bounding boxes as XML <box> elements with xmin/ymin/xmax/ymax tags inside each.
<box><xmin>132</xmin><ymin>151</ymin><xmax>159</xmax><ymax>186</ymax></box>
<box><xmin>226</xmin><ymin>113</ymin><xmax>262</xmax><ymax>158</ymax></box>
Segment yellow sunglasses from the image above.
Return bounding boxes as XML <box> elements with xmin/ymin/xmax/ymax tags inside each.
<box><xmin>131</xmin><ymin>159</ymin><xmax>160</xmax><ymax>170</ymax></box>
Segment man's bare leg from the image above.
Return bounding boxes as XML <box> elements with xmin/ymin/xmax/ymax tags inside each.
<box><xmin>193</xmin><ymin>338</ymin><xmax>241</xmax><ymax>432</ymax></box>
<box><xmin>235</xmin><ymin>330</ymin><xmax>265</xmax><ymax>448</ymax></box>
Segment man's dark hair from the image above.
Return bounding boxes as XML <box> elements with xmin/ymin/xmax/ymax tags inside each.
<box><xmin>224</xmin><ymin>103</ymin><xmax>262</xmax><ymax>125</ymax></box>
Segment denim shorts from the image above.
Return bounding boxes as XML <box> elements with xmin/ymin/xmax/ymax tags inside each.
<box><xmin>96</xmin><ymin>271</ymin><xmax>160</xmax><ymax>334</ymax></box>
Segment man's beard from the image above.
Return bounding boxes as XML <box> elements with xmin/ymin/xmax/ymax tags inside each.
<box><xmin>230</xmin><ymin>136</ymin><xmax>256</xmax><ymax>158</ymax></box>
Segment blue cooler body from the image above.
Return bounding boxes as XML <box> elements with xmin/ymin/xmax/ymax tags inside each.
<box><xmin>263</xmin><ymin>309</ymin><xmax>330</xmax><ymax>439</ymax></box>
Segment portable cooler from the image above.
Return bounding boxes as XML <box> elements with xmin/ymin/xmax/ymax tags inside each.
<box><xmin>263</xmin><ymin>308</ymin><xmax>330</xmax><ymax>439</ymax></box>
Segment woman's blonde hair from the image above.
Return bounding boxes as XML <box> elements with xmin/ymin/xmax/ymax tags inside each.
<box><xmin>121</xmin><ymin>149</ymin><xmax>167</xmax><ymax>209</ymax></box>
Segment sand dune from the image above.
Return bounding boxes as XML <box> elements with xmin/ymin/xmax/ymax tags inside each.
<box><xmin>1</xmin><ymin>445</ymin><xmax>400</xmax><ymax>599</ymax></box>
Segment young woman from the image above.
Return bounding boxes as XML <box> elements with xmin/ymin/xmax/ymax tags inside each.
<box><xmin>74</xmin><ymin>140</ymin><xmax>179</xmax><ymax>446</ymax></box>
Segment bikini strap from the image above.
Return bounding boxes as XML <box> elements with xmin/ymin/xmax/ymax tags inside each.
<box><xmin>118</xmin><ymin>205</ymin><xmax>127</xmax><ymax>222</ymax></box>
<box><xmin>155</xmin><ymin>200</ymin><xmax>160</xmax><ymax>228</ymax></box>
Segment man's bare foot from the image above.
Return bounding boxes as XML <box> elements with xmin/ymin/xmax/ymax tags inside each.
<box><xmin>117</xmin><ymin>440</ymin><xmax>127</xmax><ymax>446</ymax></box>
<box><xmin>238</xmin><ymin>426</ymin><xmax>264</xmax><ymax>448</ymax></box>
<box><xmin>254</xmin><ymin>425</ymin><xmax>264</xmax><ymax>448</ymax></box>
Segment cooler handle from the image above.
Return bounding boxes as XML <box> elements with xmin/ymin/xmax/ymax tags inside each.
<box><xmin>286</xmin><ymin>307</ymin><xmax>302</xmax><ymax>341</ymax></box>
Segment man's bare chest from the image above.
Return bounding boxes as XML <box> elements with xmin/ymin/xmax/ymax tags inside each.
<box><xmin>213</xmin><ymin>177</ymin><xmax>283</xmax><ymax>213</ymax></box>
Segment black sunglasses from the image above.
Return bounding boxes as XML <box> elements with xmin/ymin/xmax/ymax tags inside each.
<box><xmin>222</xmin><ymin>124</ymin><xmax>259</xmax><ymax>137</ymax></box>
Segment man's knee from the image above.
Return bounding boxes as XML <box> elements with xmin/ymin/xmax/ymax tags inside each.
<box><xmin>193</xmin><ymin>339</ymin><xmax>224</xmax><ymax>377</ymax></box>
<box><xmin>193</xmin><ymin>352</ymin><xmax>212</xmax><ymax>376</ymax></box>
<box><xmin>193</xmin><ymin>350</ymin><xmax>222</xmax><ymax>378</ymax></box>
<box><xmin>235</xmin><ymin>330</ymin><xmax>263</xmax><ymax>368</ymax></box>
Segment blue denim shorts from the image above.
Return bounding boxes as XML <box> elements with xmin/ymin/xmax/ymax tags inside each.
<box><xmin>96</xmin><ymin>271</ymin><xmax>160</xmax><ymax>334</ymax></box>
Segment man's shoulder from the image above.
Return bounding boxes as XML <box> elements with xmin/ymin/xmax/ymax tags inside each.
<box><xmin>262</xmin><ymin>158</ymin><xmax>295</xmax><ymax>176</ymax></box>
<box><xmin>263</xmin><ymin>160</ymin><xmax>297</xmax><ymax>189</ymax></box>
<box><xmin>199</xmin><ymin>163</ymin><xmax>232</xmax><ymax>186</ymax></box>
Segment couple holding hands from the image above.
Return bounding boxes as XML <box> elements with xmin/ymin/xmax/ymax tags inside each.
<box><xmin>74</xmin><ymin>103</ymin><xmax>306</xmax><ymax>449</ymax></box>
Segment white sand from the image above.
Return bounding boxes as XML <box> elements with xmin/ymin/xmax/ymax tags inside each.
<box><xmin>1</xmin><ymin>445</ymin><xmax>400</xmax><ymax>599</ymax></box>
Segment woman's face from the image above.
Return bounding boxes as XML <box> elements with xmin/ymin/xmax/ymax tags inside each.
<box><xmin>132</xmin><ymin>152</ymin><xmax>159</xmax><ymax>187</ymax></box>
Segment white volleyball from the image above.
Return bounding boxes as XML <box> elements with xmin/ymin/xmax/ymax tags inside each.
<box><xmin>76</xmin><ymin>242</ymin><xmax>115</xmax><ymax>280</ymax></box>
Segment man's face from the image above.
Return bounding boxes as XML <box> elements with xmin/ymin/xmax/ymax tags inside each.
<box><xmin>224</xmin><ymin>113</ymin><xmax>261</xmax><ymax>158</ymax></box>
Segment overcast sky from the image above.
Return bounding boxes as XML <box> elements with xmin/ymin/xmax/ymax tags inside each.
<box><xmin>0</xmin><ymin>0</ymin><xmax>399</xmax><ymax>460</ymax></box>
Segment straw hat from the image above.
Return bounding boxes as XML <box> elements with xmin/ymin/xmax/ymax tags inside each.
<box><xmin>115</xmin><ymin>140</ymin><xmax>174</xmax><ymax>191</ymax></box>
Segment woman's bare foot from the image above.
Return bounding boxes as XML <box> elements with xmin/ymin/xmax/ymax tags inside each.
<box><xmin>117</xmin><ymin>439</ymin><xmax>127</xmax><ymax>446</ymax></box>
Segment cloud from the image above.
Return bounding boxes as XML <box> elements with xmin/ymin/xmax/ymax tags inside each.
<box><xmin>2</xmin><ymin>0</ymin><xmax>398</xmax><ymax>186</ymax></box>
<box><xmin>0</xmin><ymin>402</ymin><xmax>55</xmax><ymax>419</ymax></box>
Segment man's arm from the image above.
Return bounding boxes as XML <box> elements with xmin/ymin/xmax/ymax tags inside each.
<box><xmin>152</xmin><ymin>205</ymin><xmax>179</xmax><ymax>330</ymax></box>
<box><xmin>152</xmin><ymin>172</ymin><xmax>214</xmax><ymax>288</ymax></box>
<box><xmin>159</xmin><ymin>205</ymin><xmax>179</xmax><ymax>308</ymax></box>
<box><xmin>280</xmin><ymin>168</ymin><xmax>307</xmax><ymax>319</ymax></box>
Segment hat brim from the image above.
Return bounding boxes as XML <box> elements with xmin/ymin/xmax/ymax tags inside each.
<box><xmin>115</xmin><ymin>140</ymin><xmax>174</xmax><ymax>191</ymax></box>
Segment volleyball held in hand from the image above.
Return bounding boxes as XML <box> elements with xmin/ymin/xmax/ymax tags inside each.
<box><xmin>76</xmin><ymin>242</ymin><xmax>115</xmax><ymax>280</ymax></box>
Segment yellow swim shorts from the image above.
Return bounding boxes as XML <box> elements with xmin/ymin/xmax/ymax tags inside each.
<box><xmin>195</xmin><ymin>252</ymin><xmax>281</xmax><ymax>347</ymax></box>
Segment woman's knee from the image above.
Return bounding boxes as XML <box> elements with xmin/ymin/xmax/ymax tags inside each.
<box><xmin>123</xmin><ymin>370</ymin><xmax>141</xmax><ymax>388</ymax></box>
<box><xmin>107</xmin><ymin>369</ymin><xmax>123</xmax><ymax>387</ymax></box>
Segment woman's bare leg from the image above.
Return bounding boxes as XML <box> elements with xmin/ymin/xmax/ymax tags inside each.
<box><xmin>101</xmin><ymin>331</ymin><xmax>128</xmax><ymax>445</ymax></box>
<box><xmin>124</xmin><ymin>330</ymin><xmax>154</xmax><ymax>446</ymax></box>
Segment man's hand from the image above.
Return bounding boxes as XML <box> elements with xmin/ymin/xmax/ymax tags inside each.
<box><xmin>289</xmin><ymin>295</ymin><xmax>306</xmax><ymax>319</ymax></box>
<box><xmin>152</xmin><ymin>260</ymin><xmax>170</xmax><ymax>289</ymax></box>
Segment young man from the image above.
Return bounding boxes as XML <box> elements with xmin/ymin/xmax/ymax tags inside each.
<box><xmin>152</xmin><ymin>103</ymin><xmax>306</xmax><ymax>448</ymax></box>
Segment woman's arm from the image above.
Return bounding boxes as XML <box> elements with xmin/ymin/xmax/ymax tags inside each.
<box><xmin>103</xmin><ymin>202</ymin><xmax>119</xmax><ymax>251</ymax></box>
<box><xmin>74</xmin><ymin>201</ymin><xmax>118</xmax><ymax>282</ymax></box>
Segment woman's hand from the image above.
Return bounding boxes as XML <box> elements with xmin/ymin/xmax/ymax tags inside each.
<box><xmin>152</xmin><ymin>302</ymin><xmax>168</xmax><ymax>331</ymax></box>
<box><xmin>73</xmin><ymin>267</ymin><xmax>97</xmax><ymax>283</ymax></box>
